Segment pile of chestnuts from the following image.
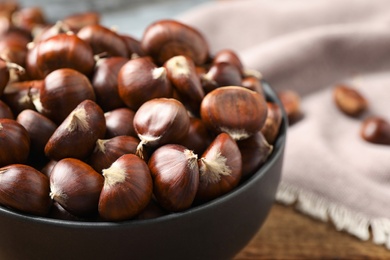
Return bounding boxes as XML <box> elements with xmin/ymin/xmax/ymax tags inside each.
<box><xmin>0</xmin><ymin>2</ymin><xmax>283</xmax><ymax>222</ymax></box>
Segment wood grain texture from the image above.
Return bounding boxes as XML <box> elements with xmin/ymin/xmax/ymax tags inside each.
<box><xmin>235</xmin><ymin>203</ymin><xmax>390</xmax><ymax>259</ymax></box>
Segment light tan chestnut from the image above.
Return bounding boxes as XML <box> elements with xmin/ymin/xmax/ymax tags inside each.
<box><xmin>0</xmin><ymin>118</ymin><xmax>30</xmax><ymax>167</ymax></box>
<box><xmin>200</xmin><ymin>86</ymin><xmax>268</xmax><ymax>141</ymax></box>
<box><xmin>99</xmin><ymin>154</ymin><xmax>153</xmax><ymax>221</ymax></box>
<box><xmin>164</xmin><ymin>55</ymin><xmax>204</xmax><ymax>115</ymax></box>
<box><xmin>133</xmin><ymin>98</ymin><xmax>190</xmax><ymax>158</ymax></box>
<box><xmin>196</xmin><ymin>133</ymin><xmax>242</xmax><ymax>202</ymax></box>
<box><xmin>148</xmin><ymin>144</ymin><xmax>199</xmax><ymax>212</ymax></box>
<box><xmin>141</xmin><ymin>19</ymin><xmax>209</xmax><ymax>66</ymax></box>
<box><xmin>0</xmin><ymin>164</ymin><xmax>51</xmax><ymax>216</ymax></box>
<box><xmin>45</xmin><ymin>100</ymin><xmax>106</xmax><ymax>161</ymax></box>
<box><xmin>237</xmin><ymin>132</ymin><xmax>273</xmax><ymax>179</ymax></box>
<box><xmin>117</xmin><ymin>57</ymin><xmax>173</xmax><ymax>111</ymax></box>
<box><xmin>49</xmin><ymin>158</ymin><xmax>104</xmax><ymax>217</ymax></box>
<box><xmin>88</xmin><ymin>135</ymin><xmax>139</xmax><ymax>173</ymax></box>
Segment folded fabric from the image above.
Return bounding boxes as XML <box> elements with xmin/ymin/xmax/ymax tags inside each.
<box><xmin>177</xmin><ymin>0</ymin><xmax>390</xmax><ymax>249</ymax></box>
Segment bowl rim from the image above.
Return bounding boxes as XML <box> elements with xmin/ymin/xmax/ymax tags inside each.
<box><xmin>0</xmin><ymin>82</ymin><xmax>288</xmax><ymax>228</ymax></box>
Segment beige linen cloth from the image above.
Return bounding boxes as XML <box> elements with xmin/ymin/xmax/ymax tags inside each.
<box><xmin>176</xmin><ymin>0</ymin><xmax>390</xmax><ymax>249</ymax></box>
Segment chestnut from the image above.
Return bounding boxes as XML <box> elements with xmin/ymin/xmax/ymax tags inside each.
<box><xmin>237</xmin><ymin>132</ymin><xmax>273</xmax><ymax>179</ymax></box>
<box><xmin>0</xmin><ymin>118</ymin><xmax>30</xmax><ymax>167</ymax></box>
<box><xmin>45</xmin><ymin>99</ymin><xmax>106</xmax><ymax>161</ymax></box>
<box><xmin>26</xmin><ymin>33</ymin><xmax>95</xmax><ymax>79</ymax></box>
<box><xmin>333</xmin><ymin>84</ymin><xmax>368</xmax><ymax>117</ymax></box>
<box><xmin>104</xmin><ymin>107</ymin><xmax>137</xmax><ymax>138</ymax></box>
<box><xmin>0</xmin><ymin>31</ymin><xmax>30</xmax><ymax>67</ymax></box>
<box><xmin>99</xmin><ymin>154</ymin><xmax>153</xmax><ymax>221</ymax></box>
<box><xmin>148</xmin><ymin>144</ymin><xmax>199</xmax><ymax>212</ymax></box>
<box><xmin>77</xmin><ymin>24</ymin><xmax>129</xmax><ymax>58</ymax></box>
<box><xmin>62</xmin><ymin>11</ymin><xmax>100</xmax><ymax>32</ymax></box>
<box><xmin>121</xmin><ymin>34</ymin><xmax>145</xmax><ymax>57</ymax></box>
<box><xmin>141</xmin><ymin>19</ymin><xmax>209</xmax><ymax>65</ymax></box>
<box><xmin>33</xmin><ymin>68</ymin><xmax>95</xmax><ymax>124</ymax></box>
<box><xmin>92</xmin><ymin>56</ymin><xmax>128</xmax><ymax>111</ymax></box>
<box><xmin>0</xmin><ymin>58</ymin><xmax>25</xmax><ymax>96</ymax></box>
<box><xmin>277</xmin><ymin>89</ymin><xmax>302</xmax><ymax>125</ymax></box>
<box><xmin>11</xmin><ymin>7</ymin><xmax>46</xmax><ymax>33</ymax></box>
<box><xmin>16</xmin><ymin>109</ymin><xmax>57</xmax><ymax>155</ymax></box>
<box><xmin>360</xmin><ymin>116</ymin><xmax>390</xmax><ymax>145</ymax></box>
<box><xmin>49</xmin><ymin>158</ymin><xmax>104</xmax><ymax>217</ymax></box>
<box><xmin>201</xmin><ymin>62</ymin><xmax>242</xmax><ymax>89</ymax></box>
<box><xmin>117</xmin><ymin>56</ymin><xmax>173</xmax><ymax>111</ymax></box>
<box><xmin>0</xmin><ymin>164</ymin><xmax>51</xmax><ymax>216</ymax></box>
<box><xmin>0</xmin><ymin>99</ymin><xmax>13</xmax><ymax>119</ymax></box>
<box><xmin>88</xmin><ymin>135</ymin><xmax>139</xmax><ymax>173</ymax></box>
<box><xmin>133</xmin><ymin>98</ymin><xmax>190</xmax><ymax>157</ymax></box>
<box><xmin>164</xmin><ymin>55</ymin><xmax>205</xmax><ymax>115</ymax></box>
<box><xmin>261</xmin><ymin>102</ymin><xmax>283</xmax><ymax>144</ymax></box>
<box><xmin>212</xmin><ymin>49</ymin><xmax>244</xmax><ymax>75</ymax></box>
<box><xmin>196</xmin><ymin>133</ymin><xmax>242</xmax><ymax>202</ymax></box>
<box><xmin>2</xmin><ymin>80</ymin><xmax>42</xmax><ymax>115</ymax></box>
<box><xmin>200</xmin><ymin>86</ymin><xmax>268</xmax><ymax>140</ymax></box>
<box><xmin>241</xmin><ymin>76</ymin><xmax>264</xmax><ymax>95</ymax></box>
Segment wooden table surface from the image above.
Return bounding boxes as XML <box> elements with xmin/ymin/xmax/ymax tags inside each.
<box><xmin>235</xmin><ymin>203</ymin><xmax>390</xmax><ymax>259</ymax></box>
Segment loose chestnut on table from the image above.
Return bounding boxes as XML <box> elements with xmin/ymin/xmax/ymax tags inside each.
<box><xmin>0</xmin><ymin>13</ymin><xmax>287</xmax><ymax>260</ymax></box>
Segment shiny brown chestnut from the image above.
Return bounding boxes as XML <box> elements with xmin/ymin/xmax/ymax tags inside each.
<box><xmin>261</xmin><ymin>102</ymin><xmax>283</xmax><ymax>145</ymax></box>
<box><xmin>62</xmin><ymin>11</ymin><xmax>100</xmax><ymax>32</ymax></box>
<box><xmin>2</xmin><ymin>80</ymin><xmax>42</xmax><ymax>115</ymax></box>
<box><xmin>0</xmin><ymin>118</ymin><xmax>30</xmax><ymax>167</ymax></box>
<box><xmin>104</xmin><ymin>107</ymin><xmax>137</xmax><ymax>138</ymax></box>
<box><xmin>200</xmin><ymin>86</ymin><xmax>268</xmax><ymax>140</ymax></box>
<box><xmin>99</xmin><ymin>154</ymin><xmax>153</xmax><ymax>221</ymax></box>
<box><xmin>164</xmin><ymin>55</ymin><xmax>204</xmax><ymax>115</ymax></box>
<box><xmin>33</xmin><ymin>68</ymin><xmax>95</xmax><ymax>124</ymax></box>
<box><xmin>0</xmin><ymin>164</ymin><xmax>51</xmax><ymax>216</ymax></box>
<box><xmin>16</xmin><ymin>109</ymin><xmax>57</xmax><ymax>154</ymax></box>
<box><xmin>88</xmin><ymin>135</ymin><xmax>139</xmax><ymax>173</ymax></box>
<box><xmin>141</xmin><ymin>19</ymin><xmax>209</xmax><ymax>66</ymax></box>
<box><xmin>0</xmin><ymin>32</ymin><xmax>30</xmax><ymax>67</ymax></box>
<box><xmin>50</xmin><ymin>158</ymin><xmax>104</xmax><ymax>217</ymax></box>
<box><xmin>201</xmin><ymin>62</ymin><xmax>242</xmax><ymax>89</ymax></box>
<box><xmin>26</xmin><ymin>33</ymin><xmax>95</xmax><ymax>79</ymax></box>
<box><xmin>45</xmin><ymin>100</ymin><xmax>106</xmax><ymax>161</ymax></box>
<box><xmin>178</xmin><ymin>117</ymin><xmax>214</xmax><ymax>156</ymax></box>
<box><xmin>237</xmin><ymin>132</ymin><xmax>273</xmax><ymax>179</ymax></box>
<box><xmin>148</xmin><ymin>144</ymin><xmax>199</xmax><ymax>212</ymax></box>
<box><xmin>0</xmin><ymin>99</ymin><xmax>13</xmax><ymax>119</ymax></box>
<box><xmin>77</xmin><ymin>24</ymin><xmax>128</xmax><ymax>58</ymax></box>
<box><xmin>11</xmin><ymin>6</ymin><xmax>46</xmax><ymax>33</ymax></box>
<box><xmin>92</xmin><ymin>56</ymin><xmax>128</xmax><ymax>111</ymax></box>
<box><xmin>133</xmin><ymin>98</ymin><xmax>190</xmax><ymax>157</ymax></box>
<box><xmin>117</xmin><ymin>57</ymin><xmax>173</xmax><ymax>111</ymax></box>
<box><xmin>196</xmin><ymin>133</ymin><xmax>242</xmax><ymax>202</ymax></box>
<box><xmin>333</xmin><ymin>84</ymin><xmax>368</xmax><ymax>117</ymax></box>
<box><xmin>241</xmin><ymin>76</ymin><xmax>264</xmax><ymax>95</ymax></box>
<box><xmin>0</xmin><ymin>58</ymin><xmax>25</xmax><ymax>95</ymax></box>
<box><xmin>360</xmin><ymin>116</ymin><xmax>390</xmax><ymax>145</ymax></box>
<box><xmin>212</xmin><ymin>49</ymin><xmax>243</xmax><ymax>75</ymax></box>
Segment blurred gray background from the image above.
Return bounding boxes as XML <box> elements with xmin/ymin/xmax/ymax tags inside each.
<box><xmin>17</xmin><ymin>0</ymin><xmax>210</xmax><ymax>38</ymax></box>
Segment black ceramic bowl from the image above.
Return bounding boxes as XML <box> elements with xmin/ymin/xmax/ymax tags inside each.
<box><xmin>0</xmin><ymin>82</ymin><xmax>287</xmax><ymax>260</ymax></box>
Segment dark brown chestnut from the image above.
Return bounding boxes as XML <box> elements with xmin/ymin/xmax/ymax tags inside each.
<box><xmin>360</xmin><ymin>116</ymin><xmax>390</xmax><ymax>145</ymax></box>
<box><xmin>0</xmin><ymin>164</ymin><xmax>51</xmax><ymax>216</ymax></box>
<box><xmin>0</xmin><ymin>99</ymin><xmax>13</xmax><ymax>119</ymax></box>
<box><xmin>92</xmin><ymin>56</ymin><xmax>128</xmax><ymax>111</ymax></box>
<box><xmin>49</xmin><ymin>158</ymin><xmax>104</xmax><ymax>217</ymax></box>
<box><xmin>277</xmin><ymin>89</ymin><xmax>302</xmax><ymax>125</ymax></box>
<box><xmin>212</xmin><ymin>49</ymin><xmax>243</xmax><ymax>75</ymax></box>
<box><xmin>164</xmin><ymin>55</ymin><xmax>204</xmax><ymax>115</ymax></box>
<box><xmin>62</xmin><ymin>11</ymin><xmax>100</xmax><ymax>32</ymax></box>
<box><xmin>148</xmin><ymin>144</ymin><xmax>199</xmax><ymax>212</ymax></box>
<box><xmin>200</xmin><ymin>86</ymin><xmax>268</xmax><ymax>140</ymax></box>
<box><xmin>117</xmin><ymin>56</ymin><xmax>173</xmax><ymax>111</ymax></box>
<box><xmin>26</xmin><ymin>33</ymin><xmax>95</xmax><ymax>79</ymax></box>
<box><xmin>45</xmin><ymin>99</ymin><xmax>106</xmax><ymax>161</ymax></box>
<box><xmin>133</xmin><ymin>98</ymin><xmax>190</xmax><ymax>157</ymax></box>
<box><xmin>2</xmin><ymin>80</ymin><xmax>42</xmax><ymax>115</ymax></box>
<box><xmin>0</xmin><ymin>118</ymin><xmax>30</xmax><ymax>167</ymax></box>
<box><xmin>33</xmin><ymin>68</ymin><xmax>95</xmax><ymax>124</ymax></box>
<box><xmin>0</xmin><ymin>32</ymin><xmax>30</xmax><ymax>67</ymax></box>
<box><xmin>16</xmin><ymin>109</ymin><xmax>57</xmax><ymax>155</ymax></box>
<box><xmin>196</xmin><ymin>133</ymin><xmax>242</xmax><ymax>202</ymax></box>
<box><xmin>0</xmin><ymin>58</ymin><xmax>25</xmax><ymax>95</ymax></box>
<box><xmin>99</xmin><ymin>154</ymin><xmax>153</xmax><ymax>221</ymax></box>
<box><xmin>104</xmin><ymin>107</ymin><xmax>137</xmax><ymax>138</ymax></box>
<box><xmin>121</xmin><ymin>34</ymin><xmax>145</xmax><ymax>57</ymax></box>
<box><xmin>77</xmin><ymin>24</ymin><xmax>128</xmax><ymax>58</ymax></box>
<box><xmin>141</xmin><ymin>19</ymin><xmax>209</xmax><ymax>66</ymax></box>
<box><xmin>237</xmin><ymin>132</ymin><xmax>273</xmax><ymax>179</ymax></box>
<box><xmin>88</xmin><ymin>135</ymin><xmax>139</xmax><ymax>173</ymax></box>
